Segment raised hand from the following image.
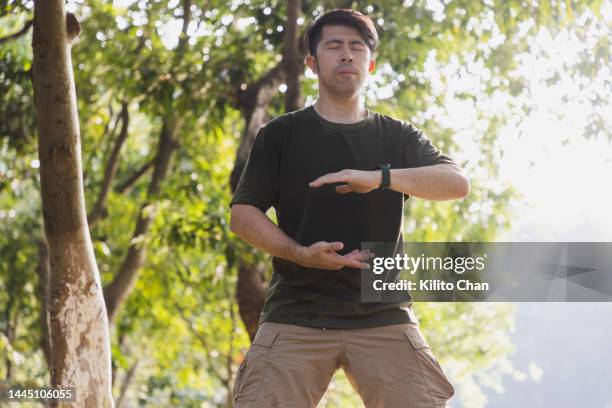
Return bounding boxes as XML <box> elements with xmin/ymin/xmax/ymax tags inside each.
<box><xmin>309</xmin><ymin>169</ymin><xmax>381</xmax><ymax>193</ymax></box>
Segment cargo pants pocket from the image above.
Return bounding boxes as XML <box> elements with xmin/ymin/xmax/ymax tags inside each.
<box><xmin>403</xmin><ymin>324</ymin><xmax>455</xmax><ymax>404</ymax></box>
<box><xmin>232</xmin><ymin>324</ymin><xmax>281</xmax><ymax>404</ymax></box>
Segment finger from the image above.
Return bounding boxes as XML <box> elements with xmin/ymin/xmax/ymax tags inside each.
<box><xmin>324</xmin><ymin>252</ymin><xmax>366</xmax><ymax>270</ymax></box>
<box><xmin>324</xmin><ymin>241</ymin><xmax>344</xmax><ymax>252</ymax></box>
<box><xmin>344</xmin><ymin>249</ymin><xmax>360</xmax><ymax>258</ymax></box>
<box><xmin>362</xmin><ymin>249</ymin><xmax>376</xmax><ymax>260</ymax></box>
<box><xmin>344</xmin><ymin>253</ymin><xmax>372</xmax><ymax>264</ymax></box>
<box><xmin>308</xmin><ymin>172</ymin><xmax>335</xmax><ymax>187</ymax></box>
<box><xmin>346</xmin><ymin>250</ymin><xmax>375</xmax><ymax>262</ymax></box>
<box><xmin>344</xmin><ymin>259</ymin><xmax>371</xmax><ymax>269</ymax></box>
<box><xmin>335</xmin><ymin>184</ymin><xmax>354</xmax><ymax>194</ymax></box>
<box><xmin>361</xmin><ymin>249</ymin><xmax>376</xmax><ymax>259</ymax></box>
<box><xmin>319</xmin><ymin>252</ymin><xmax>349</xmax><ymax>269</ymax></box>
<box><xmin>309</xmin><ymin>172</ymin><xmax>348</xmax><ymax>188</ymax></box>
<box><xmin>329</xmin><ymin>252</ymin><xmax>369</xmax><ymax>269</ymax></box>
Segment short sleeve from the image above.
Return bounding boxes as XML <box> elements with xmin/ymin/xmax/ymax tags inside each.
<box><xmin>402</xmin><ymin>124</ymin><xmax>455</xmax><ymax>168</ymax></box>
<box><xmin>230</xmin><ymin>126</ymin><xmax>280</xmax><ymax>213</ymax></box>
<box><xmin>401</xmin><ymin>124</ymin><xmax>456</xmax><ymax>201</ymax></box>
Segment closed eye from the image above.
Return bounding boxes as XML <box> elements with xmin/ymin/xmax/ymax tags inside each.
<box><xmin>327</xmin><ymin>47</ymin><xmax>365</xmax><ymax>51</ymax></box>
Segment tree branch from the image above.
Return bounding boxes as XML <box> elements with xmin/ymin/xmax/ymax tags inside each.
<box><xmin>0</xmin><ymin>19</ymin><xmax>33</xmax><ymax>45</ymax></box>
<box><xmin>103</xmin><ymin>119</ymin><xmax>179</xmax><ymax>323</ymax></box>
<box><xmin>115</xmin><ymin>360</ymin><xmax>139</xmax><ymax>408</ymax></box>
<box><xmin>83</xmin><ymin>102</ymin><xmax>119</xmax><ymax>184</ymax></box>
<box><xmin>88</xmin><ymin>101</ymin><xmax>130</xmax><ymax>227</ymax></box>
<box><xmin>114</xmin><ymin>159</ymin><xmax>155</xmax><ymax>194</ymax></box>
<box><xmin>172</xmin><ymin>299</ymin><xmax>229</xmax><ymax>385</ymax></box>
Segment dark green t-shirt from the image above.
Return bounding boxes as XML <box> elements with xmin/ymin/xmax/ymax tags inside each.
<box><xmin>230</xmin><ymin>105</ymin><xmax>455</xmax><ymax>329</ymax></box>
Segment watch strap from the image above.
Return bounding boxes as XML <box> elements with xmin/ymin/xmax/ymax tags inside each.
<box><xmin>378</xmin><ymin>164</ymin><xmax>391</xmax><ymax>189</ymax></box>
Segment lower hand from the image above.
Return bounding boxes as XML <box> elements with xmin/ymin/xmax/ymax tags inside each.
<box><xmin>294</xmin><ymin>241</ymin><xmax>374</xmax><ymax>270</ymax></box>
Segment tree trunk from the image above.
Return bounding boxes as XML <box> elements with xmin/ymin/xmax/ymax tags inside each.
<box><xmin>32</xmin><ymin>2</ymin><xmax>114</xmax><ymax>406</ymax></box>
<box><xmin>229</xmin><ymin>0</ymin><xmax>305</xmax><ymax>341</ymax></box>
<box><xmin>36</xmin><ymin>238</ymin><xmax>52</xmax><ymax>370</ymax></box>
<box><xmin>235</xmin><ymin>264</ymin><xmax>266</xmax><ymax>342</ymax></box>
<box><xmin>283</xmin><ymin>0</ymin><xmax>304</xmax><ymax>112</ymax></box>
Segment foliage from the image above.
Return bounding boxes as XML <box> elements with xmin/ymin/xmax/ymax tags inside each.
<box><xmin>1</xmin><ymin>0</ymin><xmax>609</xmax><ymax>406</ymax></box>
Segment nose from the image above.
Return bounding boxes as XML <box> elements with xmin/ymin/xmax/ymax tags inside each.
<box><xmin>340</xmin><ymin>46</ymin><xmax>354</xmax><ymax>63</ymax></box>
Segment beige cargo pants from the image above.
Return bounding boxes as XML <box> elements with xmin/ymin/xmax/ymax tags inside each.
<box><xmin>232</xmin><ymin>321</ymin><xmax>455</xmax><ymax>408</ymax></box>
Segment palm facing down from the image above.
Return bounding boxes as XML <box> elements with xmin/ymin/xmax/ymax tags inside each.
<box><xmin>309</xmin><ymin>169</ymin><xmax>380</xmax><ymax>193</ymax></box>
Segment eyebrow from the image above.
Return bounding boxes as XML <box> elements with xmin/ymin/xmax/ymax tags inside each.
<box><xmin>323</xmin><ymin>39</ymin><xmax>366</xmax><ymax>46</ymax></box>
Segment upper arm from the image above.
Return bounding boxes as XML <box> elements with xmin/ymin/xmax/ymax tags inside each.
<box><xmin>401</xmin><ymin>123</ymin><xmax>455</xmax><ymax>168</ymax></box>
<box><xmin>229</xmin><ymin>203</ymin><xmax>268</xmax><ymax>234</ymax></box>
<box><xmin>230</xmin><ymin>125</ymin><xmax>282</xmax><ymax>213</ymax></box>
<box><xmin>400</xmin><ymin>123</ymin><xmax>457</xmax><ymax>201</ymax></box>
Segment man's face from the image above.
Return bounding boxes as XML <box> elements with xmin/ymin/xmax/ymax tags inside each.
<box><xmin>306</xmin><ymin>24</ymin><xmax>376</xmax><ymax>98</ymax></box>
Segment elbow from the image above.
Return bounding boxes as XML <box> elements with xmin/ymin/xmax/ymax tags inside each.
<box><xmin>230</xmin><ymin>203</ymin><xmax>263</xmax><ymax>234</ymax></box>
<box><xmin>443</xmin><ymin>164</ymin><xmax>470</xmax><ymax>200</ymax></box>
<box><xmin>229</xmin><ymin>206</ymin><xmax>241</xmax><ymax>234</ymax></box>
<box><xmin>456</xmin><ymin>174</ymin><xmax>470</xmax><ymax>198</ymax></box>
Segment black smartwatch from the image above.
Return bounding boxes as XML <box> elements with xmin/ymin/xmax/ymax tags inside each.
<box><xmin>378</xmin><ymin>164</ymin><xmax>391</xmax><ymax>189</ymax></box>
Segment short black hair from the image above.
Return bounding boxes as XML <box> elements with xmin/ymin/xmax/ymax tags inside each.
<box><xmin>304</xmin><ymin>9</ymin><xmax>379</xmax><ymax>57</ymax></box>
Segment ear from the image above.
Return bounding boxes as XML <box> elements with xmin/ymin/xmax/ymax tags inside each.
<box><xmin>305</xmin><ymin>54</ymin><xmax>318</xmax><ymax>74</ymax></box>
<box><xmin>368</xmin><ymin>59</ymin><xmax>376</xmax><ymax>73</ymax></box>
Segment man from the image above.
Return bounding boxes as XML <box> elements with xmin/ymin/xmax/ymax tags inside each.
<box><xmin>229</xmin><ymin>8</ymin><xmax>469</xmax><ymax>408</ymax></box>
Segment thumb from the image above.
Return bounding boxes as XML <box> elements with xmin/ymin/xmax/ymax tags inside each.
<box><xmin>335</xmin><ymin>184</ymin><xmax>353</xmax><ymax>194</ymax></box>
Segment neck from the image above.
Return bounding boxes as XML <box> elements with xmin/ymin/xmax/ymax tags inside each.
<box><xmin>313</xmin><ymin>90</ymin><xmax>367</xmax><ymax>124</ymax></box>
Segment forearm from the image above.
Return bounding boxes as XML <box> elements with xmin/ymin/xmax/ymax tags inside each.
<box><xmin>389</xmin><ymin>163</ymin><xmax>470</xmax><ymax>200</ymax></box>
<box><xmin>229</xmin><ymin>204</ymin><xmax>303</xmax><ymax>263</ymax></box>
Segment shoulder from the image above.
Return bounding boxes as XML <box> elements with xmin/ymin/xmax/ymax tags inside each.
<box><xmin>254</xmin><ymin>114</ymin><xmax>287</xmax><ymax>148</ymax></box>
<box><xmin>253</xmin><ymin>110</ymin><xmax>301</xmax><ymax>153</ymax></box>
<box><xmin>264</xmin><ymin>107</ymin><xmax>307</xmax><ymax>127</ymax></box>
<box><xmin>261</xmin><ymin>109</ymin><xmax>302</xmax><ymax>133</ymax></box>
<box><xmin>258</xmin><ymin>107</ymin><xmax>309</xmax><ymax>141</ymax></box>
<box><xmin>374</xmin><ymin>111</ymin><xmax>422</xmax><ymax>140</ymax></box>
